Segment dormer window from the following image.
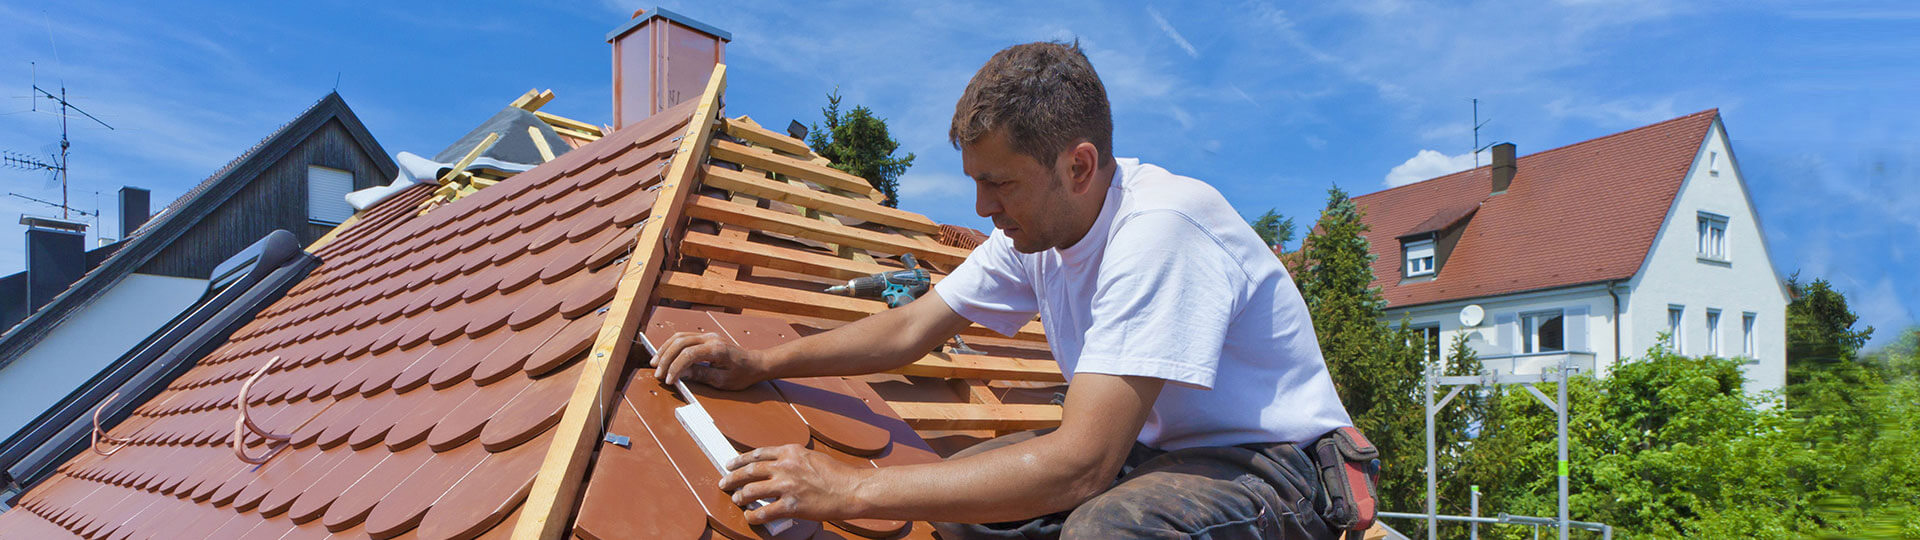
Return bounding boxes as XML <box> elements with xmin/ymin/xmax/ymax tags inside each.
<box><xmin>1404</xmin><ymin>239</ymin><xmax>1435</xmax><ymax>277</ymax></box>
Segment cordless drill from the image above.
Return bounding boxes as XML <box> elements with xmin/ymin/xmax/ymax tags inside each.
<box><xmin>824</xmin><ymin>254</ymin><xmax>930</xmax><ymax>308</ymax></box>
<box><xmin>823</xmin><ymin>254</ymin><xmax>984</xmax><ymax>354</ymax></box>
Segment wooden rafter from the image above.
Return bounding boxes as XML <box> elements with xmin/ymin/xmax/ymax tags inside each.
<box><xmin>889</xmin><ymin>352</ymin><xmax>1065</xmax><ymax>383</ymax></box>
<box><xmin>708</xmin><ymin>139</ymin><xmax>881</xmax><ymax>199</ymax></box>
<box><xmin>527</xmin><ymin>125</ymin><xmax>556</xmax><ymax>163</ymax></box>
<box><xmin>723</xmin><ymin>116</ymin><xmax>812</xmax><ymax>157</ymax></box>
<box><xmin>536</xmin><ymin>111</ymin><xmax>604</xmax><ymax>137</ymax></box>
<box><xmin>656</xmin><ymin>270</ymin><xmax>1044</xmax><ymax>341</ymax></box>
<box><xmin>685</xmin><ymin>196</ymin><xmax>971</xmax><ymax>269</ymax></box>
<box><xmin>701</xmin><ymin>165</ymin><xmax>940</xmax><ymax>234</ymax></box>
<box><xmin>887</xmin><ymin>402</ymin><xmax>1064</xmax><ymax>431</ymax></box>
<box><xmin>512</xmin><ymin>64</ymin><xmax>728</xmax><ymax>540</ymax></box>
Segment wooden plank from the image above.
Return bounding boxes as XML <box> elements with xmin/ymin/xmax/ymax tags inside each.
<box><xmin>702</xmin><ymin>165</ymin><xmax>941</xmax><ymax>235</ymax></box>
<box><xmin>528</xmin><ymin>126</ymin><xmax>555</xmax><ymax>163</ymax></box>
<box><xmin>550</xmin><ymin>126</ymin><xmax>601</xmax><ymax>142</ymax></box>
<box><xmin>723</xmin><ymin>117</ymin><xmax>811</xmax><ymax>157</ymax></box>
<box><xmin>886</xmin><ymin>402</ymin><xmax>1062</xmax><ymax>431</ymax></box>
<box><xmin>441</xmin><ymin>132</ymin><xmax>499</xmax><ymax>183</ymax></box>
<box><xmin>685</xmin><ymin>196</ymin><xmax>972</xmax><ymax>269</ymax></box>
<box><xmin>512</xmin><ymin>64</ymin><xmax>727</xmax><ymax>540</ymax></box>
<box><xmin>708</xmin><ymin>139</ymin><xmax>877</xmax><ymax>197</ymax></box>
<box><xmin>679</xmin><ymin>230</ymin><xmax>892</xmax><ymax>282</ymax></box>
<box><xmin>536</xmin><ymin>111</ymin><xmax>604</xmax><ymax>137</ymax></box>
<box><xmin>511</xmin><ymin>89</ymin><xmax>557</xmax><ymax>112</ymax></box>
<box><xmin>656</xmin><ymin>271</ymin><xmax>1045</xmax><ymax>341</ymax></box>
<box><xmin>890</xmin><ymin>353</ymin><xmax>1064</xmax><ymax>383</ymax></box>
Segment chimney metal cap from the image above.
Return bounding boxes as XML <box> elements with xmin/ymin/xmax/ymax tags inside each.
<box><xmin>19</xmin><ymin>215</ymin><xmax>88</xmax><ymax>233</ymax></box>
<box><xmin>607</xmin><ymin>7</ymin><xmax>733</xmax><ymax>43</ymax></box>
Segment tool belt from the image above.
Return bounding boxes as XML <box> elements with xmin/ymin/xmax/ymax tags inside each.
<box><xmin>1311</xmin><ymin>426</ymin><xmax>1380</xmax><ymax>538</ymax></box>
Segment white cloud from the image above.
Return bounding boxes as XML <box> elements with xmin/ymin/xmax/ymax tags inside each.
<box><xmin>1303</xmin><ymin>135</ymin><xmax>1327</xmax><ymax>150</ymax></box>
<box><xmin>1147</xmin><ymin>7</ymin><xmax>1199</xmax><ymax>59</ymax></box>
<box><xmin>1384</xmin><ymin>149</ymin><xmax>1481</xmax><ymax>187</ymax></box>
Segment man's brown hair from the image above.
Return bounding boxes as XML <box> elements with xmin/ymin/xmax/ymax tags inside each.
<box><xmin>950</xmin><ymin>41</ymin><xmax>1115</xmax><ymax>169</ymax></box>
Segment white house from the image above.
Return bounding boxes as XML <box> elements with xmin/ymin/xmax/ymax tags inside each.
<box><xmin>1353</xmin><ymin>109</ymin><xmax>1789</xmax><ymax>395</ymax></box>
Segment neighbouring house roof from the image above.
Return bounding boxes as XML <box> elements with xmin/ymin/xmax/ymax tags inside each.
<box><xmin>0</xmin><ymin>66</ymin><xmax>1059</xmax><ymax>539</ymax></box>
<box><xmin>936</xmin><ymin>223</ymin><xmax>989</xmax><ymax>250</ymax></box>
<box><xmin>0</xmin><ymin>92</ymin><xmax>397</xmax><ymax>370</ymax></box>
<box><xmin>1353</xmin><ymin>109</ymin><xmax>1719</xmax><ymax>308</ymax></box>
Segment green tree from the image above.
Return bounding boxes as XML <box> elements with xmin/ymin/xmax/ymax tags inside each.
<box><xmin>1461</xmin><ymin>331</ymin><xmax>1920</xmax><ymax>539</ymax></box>
<box><xmin>1298</xmin><ymin>187</ymin><xmax>1430</xmax><ymax>529</ymax></box>
<box><xmin>1249</xmin><ymin>208</ymin><xmax>1295</xmax><ymax>250</ymax></box>
<box><xmin>807</xmin><ymin>88</ymin><xmax>915</xmax><ymax>207</ymax></box>
<box><xmin>1785</xmin><ymin>273</ymin><xmax>1876</xmax><ymax>407</ymax></box>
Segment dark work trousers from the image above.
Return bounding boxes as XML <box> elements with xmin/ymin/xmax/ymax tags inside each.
<box><xmin>931</xmin><ymin>430</ymin><xmax>1340</xmax><ymax>540</ymax></box>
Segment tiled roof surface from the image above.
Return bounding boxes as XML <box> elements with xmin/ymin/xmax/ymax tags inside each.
<box><xmin>1354</xmin><ymin>109</ymin><xmax>1718</xmax><ymax>308</ymax></box>
<box><xmin>0</xmin><ymin>98</ymin><xmax>695</xmax><ymax>540</ymax></box>
<box><xmin>2</xmin><ymin>66</ymin><xmax>1061</xmax><ymax>540</ymax></box>
<box><xmin>573</xmin><ymin>307</ymin><xmax>941</xmax><ymax>539</ymax></box>
<box><xmin>935</xmin><ymin>224</ymin><xmax>988</xmax><ymax>250</ymax></box>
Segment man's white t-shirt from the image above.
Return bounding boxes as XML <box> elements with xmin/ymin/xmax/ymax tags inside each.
<box><xmin>935</xmin><ymin>158</ymin><xmax>1353</xmax><ymax>450</ymax></box>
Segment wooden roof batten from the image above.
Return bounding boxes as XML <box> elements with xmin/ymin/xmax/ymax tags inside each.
<box><xmin>513</xmin><ymin>65</ymin><xmax>728</xmax><ymax>539</ymax></box>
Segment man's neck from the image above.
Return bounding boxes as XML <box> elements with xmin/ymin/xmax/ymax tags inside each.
<box><xmin>1054</xmin><ymin>164</ymin><xmax>1119</xmax><ymax>252</ymax></box>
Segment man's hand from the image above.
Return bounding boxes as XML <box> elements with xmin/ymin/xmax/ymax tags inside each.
<box><xmin>719</xmin><ymin>444</ymin><xmax>874</xmax><ymax>524</ymax></box>
<box><xmin>650</xmin><ymin>331</ymin><xmax>771</xmax><ymax>390</ymax></box>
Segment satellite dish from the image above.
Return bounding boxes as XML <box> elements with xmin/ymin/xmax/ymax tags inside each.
<box><xmin>1459</xmin><ymin>304</ymin><xmax>1485</xmax><ymax>327</ymax></box>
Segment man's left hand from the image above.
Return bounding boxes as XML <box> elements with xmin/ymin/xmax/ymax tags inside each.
<box><xmin>719</xmin><ymin>444</ymin><xmax>874</xmax><ymax>524</ymax></box>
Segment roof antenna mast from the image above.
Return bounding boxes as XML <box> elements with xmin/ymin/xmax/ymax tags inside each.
<box><xmin>1471</xmin><ymin>98</ymin><xmax>1493</xmax><ymax>167</ymax></box>
<box><xmin>2</xmin><ymin>61</ymin><xmax>116</xmax><ymax>220</ymax></box>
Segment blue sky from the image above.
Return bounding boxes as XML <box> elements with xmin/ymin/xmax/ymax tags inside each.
<box><xmin>1</xmin><ymin>1</ymin><xmax>1913</xmax><ymax>345</ymax></box>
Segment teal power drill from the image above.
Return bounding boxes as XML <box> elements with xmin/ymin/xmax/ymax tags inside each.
<box><xmin>823</xmin><ymin>254</ymin><xmax>984</xmax><ymax>354</ymax></box>
<box><xmin>823</xmin><ymin>254</ymin><xmax>930</xmax><ymax>308</ymax></box>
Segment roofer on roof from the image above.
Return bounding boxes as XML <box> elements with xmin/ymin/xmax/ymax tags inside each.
<box><xmin>653</xmin><ymin>41</ymin><xmax>1363</xmax><ymax>539</ymax></box>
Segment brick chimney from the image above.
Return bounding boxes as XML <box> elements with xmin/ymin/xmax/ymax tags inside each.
<box><xmin>119</xmin><ymin>186</ymin><xmax>150</xmax><ymax>239</ymax></box>
<box><xmin>1490</xmin><ymin>142</ymin><xmax>1516</xmax><ymax>194</ymax></box>
<box><xmin>607</xmin><ymin>7</ymin><xmax>730</xmax><ymax>130</ymax></box>
<box><xmin>20</xmin><ymin>216</ymin><xmax>87</xmax><ymax>312</ymax></box>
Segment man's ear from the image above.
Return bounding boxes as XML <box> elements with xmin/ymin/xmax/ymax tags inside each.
<box><xmin>1066</xmin><ymin>141</ymin><xmax>1101</xmax><ymax>195</ymax></box>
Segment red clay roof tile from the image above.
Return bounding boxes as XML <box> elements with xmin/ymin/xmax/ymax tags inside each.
<box><xmin>1353</xmin><ymin>109</ymin><xmax>1717</xmax><ymax>307</ymax></box>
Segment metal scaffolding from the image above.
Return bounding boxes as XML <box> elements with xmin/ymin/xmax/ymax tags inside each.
<box><xmin>1423</xmin><ymin>356</ymin><xmax>1581</xmax><ymax>540</ymax></box>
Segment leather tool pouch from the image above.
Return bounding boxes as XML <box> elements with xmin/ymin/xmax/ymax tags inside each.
<box><xmin>1313</xmin><ymin>426</ymin><xmax>1381</xmax><ymax>537</ymax></box>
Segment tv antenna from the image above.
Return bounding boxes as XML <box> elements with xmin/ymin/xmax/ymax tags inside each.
<box><xmin>1471</xmin><ymin>98</ymin><xmax>1494</xmax><ymax>167</ymax></box>
<box><xmin>2</xmin><ymin>62</ymin><xmax>116</xmax><ymax>219</ymax></box>
<box><xmin>6</xmin><ymin>192</ymin><xmax>96</xmax><ymax>218</ymax></box>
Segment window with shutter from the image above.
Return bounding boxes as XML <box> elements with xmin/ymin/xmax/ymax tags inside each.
<box><xmin>308</xmin><ymin>166</ymin><xmax>355</xmax><ymax>225</ymax></box>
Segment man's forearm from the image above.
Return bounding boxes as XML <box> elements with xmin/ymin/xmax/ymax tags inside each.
<box><xmin>760</xmin><ymin>292</ymin><xmax>970</xmax><ymax>379</ymax></box>
<box><xmin>848</xmin><ymin>431</ymin><xmax>1113</xmax><ymax>523</ymax></box>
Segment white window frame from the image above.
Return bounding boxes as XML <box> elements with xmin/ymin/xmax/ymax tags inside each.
<box><xmin>1708</xmin><ymin>151</ymin><xmax>1720</xmax><ymax>177</ymax></box>
<box><xmin>1697</xmin><ymin>212</ymin><xmax>1729</xmax><ymax>262</ymax></box>
<box><xmin>1521</xmin><ymin>309</ymin><xmax>1565</xmax><ymax>354</ymax></box>
<box><xmin>307</xmin><ymin>165</ymin><xmax>355</xmax><ymax>225</ymax></box>
<box><xmin>1404</xmin><ymin>239</ymin><xmax>1436</xmax><ymax>277</ymax></box>
<box><xmin>1410</xmin><ymin>324</ymin><xmax>1441</xmax><ymax>362</ymax></box>
<box><xmin>1667</xmin><ymin>305</ymin><xmax>1686</xmax><ymax>354</ymax></box>
<box><xmin>1706</xmin><ymin>309</ymin><xmax>1722</xmax><ymax>356</ymax></box>
<box><xmin>1742</xmin><ymin>312</ymin><xmax>1757</xmax><ymax>359</ymax></box>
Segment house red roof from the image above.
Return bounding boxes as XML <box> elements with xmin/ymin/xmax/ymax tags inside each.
<box><xmin>1354</xmin><ymin>109</ymin><xmax>1719</xmax><ymax>308</ymax></box>
<box><xmin>0</xmin><ymin>65</ymin><xmax>1059</xmax><ymax>540</ymax></box>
